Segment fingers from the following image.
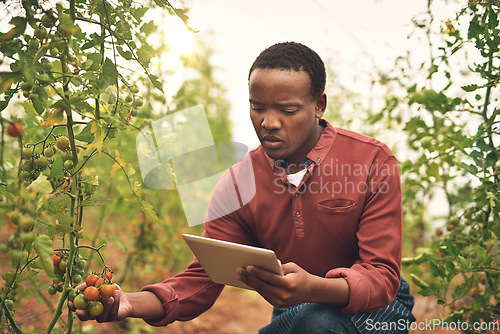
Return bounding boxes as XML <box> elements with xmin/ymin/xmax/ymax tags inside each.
<box><xmin>108</xmin><ymin>290</ymin><xmax>121</xmax><ymax>320</ymax></box>
<box><xmin>96</xmin><ymin>296</ymin><xmax>115</xmax><ymax>323</ymax></box>
<box><xmin>75</xmin><ymin>309</ymin><xmax>90</xmax><ymax>321</ymax></box>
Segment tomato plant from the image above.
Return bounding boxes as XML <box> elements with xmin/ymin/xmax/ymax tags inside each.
<box><xmin>0</xmin><ymin>0</ymin><xmax>197</xmax><ymax>332</ymax></box>
<box><xmin>365</xmin><ymin>1</ymin><xmax>500</xmax><ymax>331</ymax></box>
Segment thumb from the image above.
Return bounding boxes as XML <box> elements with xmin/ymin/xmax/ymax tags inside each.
<box><xmin>281</xmin><ymin>262</ymin><xmax>299</xmax><ymax>275</ymax></box>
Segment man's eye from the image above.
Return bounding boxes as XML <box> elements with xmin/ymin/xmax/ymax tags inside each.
<box><xmin>283</xmin><ymin>109</ymin><xmax>297</xmax><ymax>114</ymax></box>
<box><xmin>251</xmin><ymin>105</ymin><xmax>263</xmax><ymax>111</ymax></box>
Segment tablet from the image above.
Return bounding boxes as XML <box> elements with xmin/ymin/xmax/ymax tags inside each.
<box><xmin>182</xmin><ymin>234</ymin><xmax>283</xmax><ymax>290</ymax></box>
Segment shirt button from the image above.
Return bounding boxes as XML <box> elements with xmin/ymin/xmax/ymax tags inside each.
<box><xmin>316</xmin><ymin>158</ymin><xmax>321</xmax><ymax>164</ymax></box>
<box><xmin>295</xmin><ymin>211</ymin><xmax>301</xmax><ymax>218</ymax></box>
<box><xmin>281</xmin><ymin>178</ymin><xmax>287</xmax><ymax>184</ymax></box>
<box><xmin>276</xmin><ymin>161</ymin><xmax>281</xmax><ymax>167</ymax></box>
<box><xmin>294</xmin><ymin>192</ymin><xmax>300</xmax><ymax>197</ymax></box>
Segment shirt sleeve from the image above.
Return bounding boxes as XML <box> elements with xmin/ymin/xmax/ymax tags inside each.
<box><xmin>140</xmin><ymin>162</ymin><xmax>258</xmax><ymax>326</ymax></box>
<box><xmin>325</xmin><ymin>155</ymin><xmax>402</xmax><ymax>313</ymax></box>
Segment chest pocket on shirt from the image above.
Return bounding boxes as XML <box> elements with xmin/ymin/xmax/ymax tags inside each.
<box><xmin>317</xmin><ymin>199</ymin><xmax>357</xmax><ymax>214</ymax></box>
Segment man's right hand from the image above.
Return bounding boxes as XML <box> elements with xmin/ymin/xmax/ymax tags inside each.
<box><xmin>68</xmin><ymin>283</ymin><xmax>133</xmax><ymax>322</ymax></box>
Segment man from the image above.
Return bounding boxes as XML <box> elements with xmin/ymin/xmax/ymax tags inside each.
<box><xmin>71</xmin><ymin>42</ymin><xmax>415</xmax><ymax>333</ymax></box>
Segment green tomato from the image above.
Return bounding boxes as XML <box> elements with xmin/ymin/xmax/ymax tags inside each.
<box><xmin>88</xmin><ymin>301</ymin><xmax>104</xmax><ymax>317</ymax></box>
<box><xmin>19</xmin><ymin>231</ymin><xmax>35</xmax><ymax>245</ymax></box>
<box><xmin>9</xmin><ymin>211</ymin><xmax>21</xmax><ymax>225</ymax></box>
<box><xmin>19</xmin><ymin>215</ymin><xmax>35</xmax><ymax>232</ymax></box>
<box><xmin>28</xmin><ymin>39</ymin><xmax>39</xmax><ymax>50</ymax></box>
<box><xmin>41</xmin><ymin>14</ymin><xmax>55</xmax><ymax>28</ymax></box>
<box><xmin>61</xmin><ymin>150</ymin><xmax>73</xmax><ymax>161</ymax></box>
<box><xmin>34</xmin><ymin>27</ymin><xmax>48</xmax><ymax>39</ymax></box>
<box><xmin>69</xmin><ymin>288</ymin><xmax>81</xmax><ymax>302</ymax></box>
<box><xmin>34</xmin><ymin>156</ymin><xmax>49</xmax><ymax>169</ymax></box>
<box><xmin>11</xmin><ymin>249</ymin><xmax>23</xmax><ymax>262</ymax></box>
<box><xmin>43</xmin><ymin>147</ymin><xmax>55</xmax><ymax>158</ymax></box>
<box><xmin>48</xmin><ymin>285</ymin><xmax>57</xmax><ymax>295</ymax></box>
<box><xmin>22</xmin><ymin>159</ymin><xmax>33</xmax><ymax>172</ymax></box>
<box><xmin>56</xmin><ymin>136</ymin><xmax>70</xmax><ymax>150</ymax></box>
<box><xmin>50</xmin><ymin>47</ymin><xmax>59</xmax><ymax>57</ymax></box>
<box><xmin>72</xmin><ymin>274</ymin><xmax>83</xmax><ymax>284</ymax></box>
<box><xmin>21</xmin><ymin>147</ymin><xmax>33</xmax><ymax>160</ymax></box>
<box><xmin>58</xmin><ymin>259</ymin><xmax>68</xmax><ymax>272</ymax></box>
<box><xmin>73</xmin><ymin>294</ymin><xmax>88</xmax><ymax>310</ymax></box>
<box><xmin>0</xmin><ymin>243</ymin><xmax>10</xmax><ymax>253</ymax></box>
<box><xmin>63</xmin><ymin>160</ymin><xmax>74</xmax><ymax>170</ymax></box>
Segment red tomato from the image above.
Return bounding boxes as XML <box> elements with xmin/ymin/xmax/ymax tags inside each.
<box><xmin>99</xmin><ymin>284</ymin><xmax>115</xmax><ymax>299</ymax></box>
<box><xmin>51</xmin><ymin>255</ymin><xmax>61</xmax><ymax>267</ymax></box>
<box><xmin>95</xmin><ymin>278</ymin><xmax>104</xmax><ymax>289</ymax></box>
<box><xmin>85</xmin><ymin>274</ymin><xmax>99</xmax><ymax>287</ymax></box>
<box><xmin>83</xmin><ymin>286</ymin><xmax>99</xmax><ymax>301</ymax></box>
<box><xmin>7</xmin><ymin>122</ymin><xmax>23</xmax><ymax>137</ymax></box>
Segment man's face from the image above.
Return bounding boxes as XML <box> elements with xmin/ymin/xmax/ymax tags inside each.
<box><xmin>249</xmin><ymin>68</ymin><xmax>326</xmax><ymax>167</ymax></box>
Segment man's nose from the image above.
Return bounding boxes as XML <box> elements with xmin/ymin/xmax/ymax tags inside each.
<box><xmin>262</xmin><ymin>111</ymin><xmax>281</xmax><ymax>130</ymax></box>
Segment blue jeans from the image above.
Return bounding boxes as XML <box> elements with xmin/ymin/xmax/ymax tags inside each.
<box><xmin>259</xmin><ymin>278</ymin><xmax>415</xmax><ymax>334</ymax></box>
<box><xmin>259</xmin><ymin>303</ymin><xmax>357</xmax><ymax>334</ymax></box>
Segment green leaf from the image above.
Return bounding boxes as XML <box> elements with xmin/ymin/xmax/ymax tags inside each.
<box><xmin>140</xmin><ymin>199</ymin><xmax>159</xmax><ymax>224</ymax></box>
<box><xmin>50</xmin><ymin>154</ymin><xmax>64</xmax><ymax>179</ymax></box>
<box><xmin>427</xmin><ymin>162</ymin><xmax>441</xmax><ymax>181</ymax></box>
<box><xmin>75</xmin><ymin>123</ymin><xmax>95</xmax><ymax>142</ymax></box>
<box><xmin>0</xmin><ymin>72</ymin><xmax>20</xmax><ymax>94</ymax></box>
<box><xmin>0</xmin><ymin>17</ymin><xmax>27</xmax><ymax>41</ymax></box>
<box><xmin>116</xmin><ymin>45</ymin><xmax>133</xmax><ymax>60</ymax></box>
<box><xmin>99</xmin><ymin>58</ymin><xmax>118</xmax><ymax>90</ymax></box>
<box><xmin>461</xmin><ymin>84</ymin><xmax>480</xmax><ymax>92</ymax></box>
<box><xmin>137</xmin><ymin>48</ymin><xmax>154</xmax><ymax>68</ymax></box>
<box><xmin>148</xmin><ymin>73</ymin><xmax>163</xmax><ymax>92</ymax></box>
<box><xmin>23</xmin><ymin>101</ymin><xmax>39</xmax><ymax>119</ymax></box>
<box><xmin>131</xmin><ymin>7</ymin><xmax>149</xmax><ymax>21</ymax></box>
<box><xmin>58</xmin><ymin>14</ymin><xmax>81</xmax><ymax>37</ymax></box>
<box><xmin>458</xmin><ymin>255</ymin><xmax>469</xmax><ymax>270</ymax></box>
<box><xmin>410</xmin><ymin>273</ymin><xmax>430</xmax><ymax>289</ymax></box>
<box><xmin>32</xmin><ymin>86</ymin><xmax>48</xmax><ymax>115</ymax></box>
<box><xmin>34</xmin><ymin>235</ymin><xmax>55</xmax><ymax>278</ymax></box>
<box><xmin>54</xmin><ymin>213</ymin><xmax>74</xmax><ymax>233</ymax></box>
<box><xmin>140</xmin><ymin>21</ymin><xmax>157</xmax><ymax>34</ymax></box>
<box><xmin>15</xmin><ymin>269</ymin><xmax>39</xmax><ymax>283</ymax></box>
<box><xmin>27</xmin><ymin>174</ymin><xmax>53</xmax><ymax>194</ymax></box>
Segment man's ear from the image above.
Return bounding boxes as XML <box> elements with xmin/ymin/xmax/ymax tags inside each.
<box><xmin>315</xmin><ymin>93</ymin><xmax>327</xmax><ymax>118</ymax></box>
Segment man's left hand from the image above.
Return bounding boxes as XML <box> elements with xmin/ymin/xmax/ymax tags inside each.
<box><xmin>236</xmin><ymin>262</ymin><xmax>313</xmax><ymax>308</ymax></box>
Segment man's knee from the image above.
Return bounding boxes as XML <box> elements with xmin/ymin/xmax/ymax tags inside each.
<box><xmin>289</xmin><ymin>303</ymin><xmax>355</xmax><ymax>334</ymax></box>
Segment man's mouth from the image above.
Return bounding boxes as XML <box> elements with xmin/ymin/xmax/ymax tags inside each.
<box><xmin>262</xmin><ymin>135</ymin><xmax>282</xmax><ymax>142</ymax></box>
<box><xmin>262</xmin><ymin>135</ymin><xmax>283</xmax><ymax>149</ymax></box>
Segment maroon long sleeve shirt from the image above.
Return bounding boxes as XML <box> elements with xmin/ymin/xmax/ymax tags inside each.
<box><xmin>141</xmin><ymin>119</ymin><xmax>403</xmax><ymax>326</ymax></box>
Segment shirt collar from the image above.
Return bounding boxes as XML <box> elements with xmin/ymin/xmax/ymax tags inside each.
<box><xmin>263</xmin><ymin>118</ymin><xmax>337</xmax><ymax>170</ymax></box>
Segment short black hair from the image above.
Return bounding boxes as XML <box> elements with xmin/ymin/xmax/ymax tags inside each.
<box><xmin>248</xmin><ymin>42</ymin><xmax>326</xmax><ymax>98</ymax></box>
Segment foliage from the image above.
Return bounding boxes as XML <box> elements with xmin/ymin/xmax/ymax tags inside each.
<box><xmin>370</xmin><ymin>1</ymin><xmax>499</xmax><ymax>331</ymax></box>
<box><xmin>0</xmin><ymin>0</ymin><xmax>231</xmax><ymax>333</ymax></box>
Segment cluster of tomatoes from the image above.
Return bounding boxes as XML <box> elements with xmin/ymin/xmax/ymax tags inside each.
<box><xmin>69</xmin><ymin>272</ymin><xmax>117</xmax><ymax>318</ymax></box>
<box><xmin>20</xmin><ymin>135</ymin><xmax>77</xmax><ymax>187</ymax></box>
<box><xmin>1</xmin><ymin>202</ymin><xmax>36</xmax><ymax>265</ymax></box>
<box><xmin>48</xmin><ymin>250</ymin><xmax>86</xmax><ymax>295</ymax></box>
